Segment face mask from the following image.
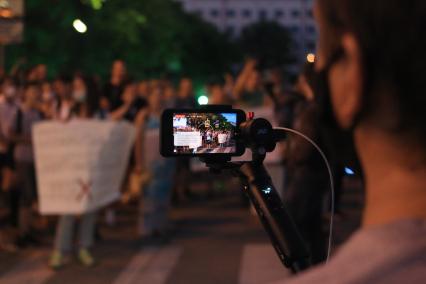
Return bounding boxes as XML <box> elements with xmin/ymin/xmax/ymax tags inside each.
<box><xmin>73</xmin><ymin>90</ymin><xmax>87</xmax><ymax>102</ymax></box>
<box><xmin>313</xmin><ymin>49</ymin><xmax>363</xmax><ymax>175</ymax></box>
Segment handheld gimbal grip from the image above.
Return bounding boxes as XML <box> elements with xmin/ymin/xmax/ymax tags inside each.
<box><xmin>240</xmin><ymin>162</ymin><xmax>311</xmax><ymax>273</ymax></box>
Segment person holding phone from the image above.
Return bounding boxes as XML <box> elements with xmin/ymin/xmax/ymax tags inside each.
<box><xmin>272</xmin><ymin>0</ymin><xmax>426</xmax><ymax>283</ymax></box>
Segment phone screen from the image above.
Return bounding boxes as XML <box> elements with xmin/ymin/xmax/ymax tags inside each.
<box><xmin>173</xmin><ymin>112</ymin><xmax>238</xmax><ymax>154</ymax></box>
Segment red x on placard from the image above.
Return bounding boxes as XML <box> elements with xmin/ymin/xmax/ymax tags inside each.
<box><xmin>76</xmin><ymin>179</ymin><xmax>93</xmax><ymax>201</ymax></box>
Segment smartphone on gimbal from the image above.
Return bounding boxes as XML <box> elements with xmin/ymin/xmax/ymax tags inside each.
<box><xmin>160</xmin><ymin>108</ymin><xmax>246</xmax><ymax>157</ymax></box>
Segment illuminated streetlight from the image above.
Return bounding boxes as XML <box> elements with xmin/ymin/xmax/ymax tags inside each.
<box><xmin>198</xmin><ymin>95</ymin><xmax>209</xmax><ymax>105</ymax></box>
<box><xmin>73</xmin><ymin>19</ymin><xmax>87</xmax><ymax>33</ymax></box>
<box><xmin>306</xmin><ymin>53</ymin><xmax>315</xmax><ymax>63</ymax></box>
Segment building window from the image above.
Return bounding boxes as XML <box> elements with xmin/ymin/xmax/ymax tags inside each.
<box><xmin>290</xmin><ymin>26</ymin><xmax>300</xmax><ymax>33</ymax></box>
<box><xmin>306</xmin><ymin>10</ymin><xmax>313</xmax><ymax>18</ymax></box>
<box><xmin>306</xmin><ymin>25</ymin><xmax>316</xmax><ymax>34</ymax></box>
<box><xmin>226</xmin><ymin>9</ymin><xmax>236</xmax><ymax>18</ymax></box>
<box><xmin>242</xmin><ymin>9</ymin><xmax>252</xmax><ymax>18</ymax></box>
<box><xmin>275</xmin><ymin>10</ymin><xmax>284</xmax><ymax>18</ymax></box>
<box><xmin>259</xmin><ymin>10</ymin><xmax>267</xmax><ymax>20</ymax></box>
<box><xmin>291</xmin><ymin>10</ymin><xmax>300</xmax><ymax>18</ymax></box>
<box><xmin>210</xmin><ymin>9</ymin><xmax>219</xmax><ymax>18</ymax></box>
<box><xmin>307</xmin><ymin>41</ymin><xmax>316</xmax><ymax>50</ymax></box>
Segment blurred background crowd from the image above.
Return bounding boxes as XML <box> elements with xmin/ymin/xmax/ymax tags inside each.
<box><xmin>0</xmin><ymin>0</ymin><xmax>361</xmax><ymax>277</ymax></box>
<box><xmin>0</xmin><ymin>57</ymin><xmax>348</xmax><ymax>268</ymax></box>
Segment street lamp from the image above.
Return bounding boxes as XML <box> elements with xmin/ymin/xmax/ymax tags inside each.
<box><xmin>306</xmin><ymin>53</ymin><xmax>315</xmax><ymax>63</ymax></box>
<box><xmin>73</xmin><ymin>19</ymin><xmax>87</xmax><ymax>33</ymax></box>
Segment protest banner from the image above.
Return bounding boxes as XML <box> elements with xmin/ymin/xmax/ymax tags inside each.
<box><xmin>33</xmin><ymin>120</ymin><xmax>136</xmax><ymax>215</ymax></box>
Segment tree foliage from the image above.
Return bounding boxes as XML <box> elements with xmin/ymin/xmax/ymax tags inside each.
<box><xmin>6</xmin><ymin>0</ymin><xmax>240</xmax><ymax>79</ymax></box>
<box><xmin>239</xmin><ymin>21</ymin><xmax>294</xmax><ymax>69</ymax></box>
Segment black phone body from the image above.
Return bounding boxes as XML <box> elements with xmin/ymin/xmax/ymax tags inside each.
<box><xmin>161</xmin><ymin>108</ymin><xmax>246</xmax><ymax>157</ymax></box>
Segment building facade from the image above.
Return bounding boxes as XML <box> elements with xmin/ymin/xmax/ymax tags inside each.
<box><xmin>176</xmin><ymin>0</ymin><xmax>316</xmax><ymax>66</ymax></box>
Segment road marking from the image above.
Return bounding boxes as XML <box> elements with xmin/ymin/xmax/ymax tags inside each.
<box><xmin>113</xmin><ymin>246</ymin><xmax>182</xmax><ymax>284</ymax></box>
<box><xmin>239</xmin><ymin>244</ymin><xmax>291</xmax><ymax>284</ymax></box>
<box><xmin>0</xmin><ymin>249</ymin><xmax>54</xmax><ymax>284</ymax></box>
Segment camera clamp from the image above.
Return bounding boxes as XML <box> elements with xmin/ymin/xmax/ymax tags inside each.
<box><xmin>201</xmin><ymin>113</ymin><xmax>311</xmax><ymax>273</ymax></box>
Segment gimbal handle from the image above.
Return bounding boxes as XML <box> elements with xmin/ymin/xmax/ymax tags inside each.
<box><xmin>238</xmin><ymin>161</ymin><xmax>311</xmax><ymax>273</ymax></box>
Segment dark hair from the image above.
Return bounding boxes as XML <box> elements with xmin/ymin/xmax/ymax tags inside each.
<box><xmin>318</xmin><ymin>0</ymin><xmax>426</xmax><ymax>146</ymax></box>
<box><xmin>73</xmin><ymin>74</ymin><xmax>101</xmax><ymax>117</ymax></box>
<box><xmin>24</xmin><ymin>81</ymin><xmax>41</xmax><ymax>90</ymax></box>
<box><xmin>54</xmin><ymin>74</ymin><xmax>73</xmax><ymax>84</ymax></box>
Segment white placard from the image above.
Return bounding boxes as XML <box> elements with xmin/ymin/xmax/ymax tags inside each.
<box><xmin>33</xmin><ymin>120</ymin><xmax>136</xmax><ymax>215</ymax></box>
<box><xmin>173</xmin><ymin>117</ymin><xmax>187</xmax><ymax>128</ymax></box>
<box><xmin>173</xmin><ymin>131</ymin><xmax>202</xmax><ymax>149</ymax></box>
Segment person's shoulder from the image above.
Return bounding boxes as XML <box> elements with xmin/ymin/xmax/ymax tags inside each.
<box><xmin>270</xmin><ymin>219</ymin><xmax>426</xmax><ymax>284</ymax></box>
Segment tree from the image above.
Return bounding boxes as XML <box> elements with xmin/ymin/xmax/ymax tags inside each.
<box><xmin>5</xmin><ymin>0</ymin><xmax>240</xmax><ymax>80</ymax></box>
<box><xmin>239</xmin><ymin>21</ymin><xmax>294</xmax><ymax>69</ymax></box>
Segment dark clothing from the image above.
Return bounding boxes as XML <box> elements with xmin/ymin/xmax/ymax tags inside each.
<box><xmin>103</xmin><ymin>82</ymin><xmax>125</xmax><ymax>111</ymax></box>
<box><xmin>277</xmin><ymin>91</ymin><xmax>305</xmax><ymax>128</ymax></box>
<box><xmin>285</xmin><ymin>167</ymin><xmax>328</xmax><ymax>264</ymax></box>
<box><xmin>16</xmin><ymin>162</ymin><xmax>37</xmax><ymax>207</ymax></box>
<box><xmin>285</xmin><ymin>100</ymin><xmax>329</xmax><ymax>264</ymax></box>
<box><xmin>123</xmin><ymin>97</ymin><xmax>148</xmax><ymax>122</ymax></box>
<box><xmin>175</xmin><ymin>96</ymin><xmax>197</xmax><ymax>109</ymax></box>
<box><xmin>240</xmin><ymin>90</ymin><xmax>265</xmax><ymax>108</ymax></box>
<box><xmin>0</xmin><ymin>147</ymin><xmax>14</xmax><ymax>169</ymax></box>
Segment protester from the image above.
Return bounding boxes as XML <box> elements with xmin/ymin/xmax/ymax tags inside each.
<box><xmin>52</xmin><ymin>75</ymin><xmax>74</xmax><ymax>121</ymax></box>
<box><xmin>49</xmin><ymin>75</ymin><xmax>101</xmax><ymax>269</ymax></box>
<box><xmin>109</xmin><ymin>81</ymin><xmax>147</xmax><ymax>122</ymax></box>
<box><xmin>284</xmin><ymin>63</ymin><xmax>328</xmax><ymax>264</ymax></box>
<box><xmin>163</xmin><ymin>82</ymin><xmax>176</xmax><ymax>109</ymax></box>
<box><xmin>233</xmin><ymin>59</ymin><xmax>270</xmax><ymax>108</ymax></box>
<box><xmin>103</xmin><ymin>59</ymin><xmax>128</xmax><ymax>111</ymax></box>
<box><xmin>136</xmin><ymin>80</ymin><xmax>150</xmax><ymax>101</ymax></box>
<box><xmin>33</xmin><ymin>64</ymin><xmax>48</xmax><ymax>83</ymax></box>
<box><xmin>109</xmin><ymin>81</ymin><xmax>148</xmax><ymax>204</ymax></box>
<box><xmin>208</xmin><ymin>81</ymin><xmax>232</xmax><ymax>105</ymax></box>
<box><xmin>39</xmin><ymin>81</ymin><xmax>56</xmax><ymax>119</ymax></box>
<box><xmin>137</xmin><ymin>86</ymin><xmax>175</xmax><ymax>238</ymax></box>
<box><xmin>0</xmin><ymin>77</ymin><xmax>19</xmax><ymax>228</ymax></box>
<box><xmin>0</xmin><ymin>79</ymin><xmax>20</xmax><ymax>252</ymax></box>
<box><xmin>9</xmin><ymin>83</ymin><xmax>43</xmax><ymax>247</ymax></box>
<box><xmin>175</xmin><ymin>78</ymin><xmax>197</xmax><ymax>109</ymax></box>
<box><xmin>173</xmin><ymin>78</ymin><xmax>197</xmax><ymax>203</ymax></box>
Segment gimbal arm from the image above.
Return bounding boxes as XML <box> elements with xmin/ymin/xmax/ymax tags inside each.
<box><xmin>203</xmin><ymin>118</ymin><xmax>311</xmax><ymax>273</ymax></box>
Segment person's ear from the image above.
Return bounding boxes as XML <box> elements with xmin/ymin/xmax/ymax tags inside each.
<box><xmin>329</xmin><ymin>34</ymin><xmax>364</xmax><ymax>129</ymax></box>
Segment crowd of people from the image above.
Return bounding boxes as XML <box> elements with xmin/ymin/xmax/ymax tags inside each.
<box><xmin>0</xmin><ymin>57</ymin><xmax>342</xmax><ymax>270</ymax></box>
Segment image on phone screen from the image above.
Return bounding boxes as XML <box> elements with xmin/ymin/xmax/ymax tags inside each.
<box><xmin>173</xmin><ymin>112</ymin><xmax>237</xmax><ymax>154</ymax></box>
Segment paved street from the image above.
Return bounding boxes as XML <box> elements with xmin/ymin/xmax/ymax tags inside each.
<box><xmin>0</xmin><ymin>176</ymin><xmax>363</xmax><ymax>284</ymax></box>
